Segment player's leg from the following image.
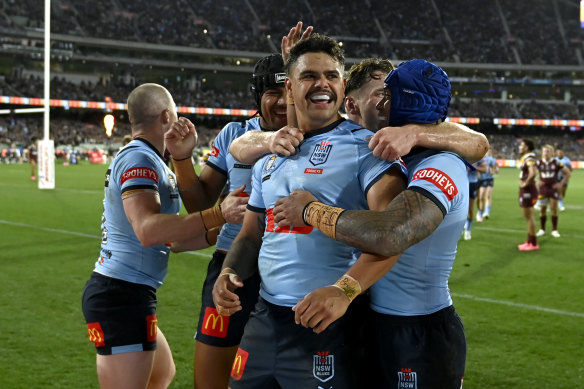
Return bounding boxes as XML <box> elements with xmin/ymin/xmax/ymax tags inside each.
<box><xmin>549</xmin><ymin>197</ymin><xmax>560</xmax><ymax>237</ymax></box>
<box><xmin>97</xmin><ymin>351</ymin><xmax>155</xmax><ymax>389</ymax></box>
<box><xmin>148</xmin><ymin>329</ymin><xmax>176</xmax><ymax>389</ymax></box>
<box><xmin>476</xmin><ymin>186</ymin><xmax>484</xmax><ymax>222</ymax></box>
<box><xmin>194</xmin><ymin>342</ymin><xmax>239</xmax><ymax>389</ymax></box>
<box><xmin>373</xmin><ymin>306</ymin><xmax>466</xmax><ymax>389</ymax></box>
<box><xmin>273</xmin><ymin>296</ymin><xmax>364</xmax><ymax>389</ymax></box>
<box><xmin>228</xmin><ymin>298</ymin><xmax>281</xmax><ymax>389</ymax></box>
<box><xmin>518</xmin><ymin>197</ymin><xmax>539</xmax><ymax>250</ymax></box>
<box><xmin>484</xmin><ymin>183</ymin><xmax>494</xmax><ymax>218</ymax></box>
<box><xmin>194</xmin><ymin>251</ymin><xmax>261</xmax><ymax>389</ymax></box>
<box><xmin>82</xmin><ymin>272</ymin><xmax>161</xmax><ymax>389</ymax></box>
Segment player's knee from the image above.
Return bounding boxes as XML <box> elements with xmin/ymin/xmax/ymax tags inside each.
<box><xmin>150</xmin><ymin>361</ymin><xmax>176</xmax><ymax>389</ymax></box>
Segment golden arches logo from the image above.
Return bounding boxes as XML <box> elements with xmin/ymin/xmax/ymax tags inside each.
<box><xmin>204</xmin><ymin>313</ymin><xmax>224</xmax><ymax>332</ymax></box>
<box><xmin>232</xmin><ymin>354</ymin><xmax>243</xmax><ymax>375</ymax></box>
<box><xmin>88</xmin><ymin>328</ymin><xmax>102</xmax><ymax>343</ymax></box>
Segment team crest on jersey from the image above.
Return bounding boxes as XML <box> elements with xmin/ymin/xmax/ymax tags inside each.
<box><xmin>168</xmin><ymin>174</ymin><xmax>177</xmax><ymax>191</ymax></box>
<box><xmin>398</xmin><ymin>368</ymin><xmax>418</xmax><ymax>388</ymax></box>
<box><xmin>313</xmin><ymin>351</ymin><xmax>334</xmax><ymax>382</ymax></box>
<box><xmin>309</xmin><ymin>141</ymin><xmax>332</xmax><ymax>166</ymax></box>
<box><xmin>263</xmin><ymin>155</ymin><xmax>277</xmax><ymax>173</ymax></box>
<box><xmin>210</xmin><ymin>145</ymin><xmax>220</xmax><ymax>157</ymax></box>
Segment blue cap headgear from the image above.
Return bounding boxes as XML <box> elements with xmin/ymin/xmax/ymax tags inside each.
<box><xmin>384</xmin><ymin>59</ymin><xmax>451</xmax><ymax>127</ymax></box>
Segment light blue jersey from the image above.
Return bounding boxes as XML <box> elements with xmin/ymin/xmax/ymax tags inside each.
<box><xmin>206</xmin><ymin>117</ymin><xmax>261</xmax><ymax>251</ymax></box>
<box><xmin>95</xmin><ymin>139</ymin><xmax>181</xmax><ymax>289</ymax></box>
<box><xmin>556</xmin><ymin>156</ymin><xmax>571</xmax><ymax>181</ymax></box>
<box><xmin>370</xmin><ymin>149</ymin><xmax>469</xmax><ymax>316</ymax></box>
<box><xmin>476</xmin><ymin>155</ymin><xmax>497</xmax><ymax>180</ymax></box>
<box><xmin>248</xmin><ymin>118</ymin><xmax>406</xmax><ymax>307</ymax></box>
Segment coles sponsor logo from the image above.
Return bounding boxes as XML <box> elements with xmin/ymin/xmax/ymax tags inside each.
<box><xmin>412</xmin><ymin>168</ymin><xmax>458</xmax><ymax>201</ymax></box>
<box><xmin>210</xmin><ymin>145</ymin><xmax>220</xmax><ymax>157</ymax></box>
<box><xmin>231</xmin><ymin>348</ymin><xmax>249</xmax><ymax>381</ymax></box>
<box><xmin>120</xmin><ymin>167</ymin><xmax>159</xmax><ymax>184</ymax></box>
<box><xmin>201</xmin><ymin>307</ymin><xmax>229</xmax><ymax>338</ymax></box>
<box><xmin>304</xmin><ymin>168</ymin><xmax>323</xmax><ymax>174</ymax></box>
<box><xmin>87</xmin><ymin>322</ymin><xmax>106</xmax><ymax>347</ymax></box>
<box><xmin>146</xmin><ymin>314</ymin><xmax>158</xmax><ymax>342</ymax></box>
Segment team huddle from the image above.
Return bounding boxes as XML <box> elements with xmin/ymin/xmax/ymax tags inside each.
<box><xmin>81</xmin><ymin>23</ymin><xmax>497</xmax><ymax>389</ymax></box>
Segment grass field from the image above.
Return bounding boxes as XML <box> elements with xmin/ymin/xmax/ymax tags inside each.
<box><xmin>0</xmin><ymin>161</ymin><xmax>582</xmax><ymax>388</ymax></box>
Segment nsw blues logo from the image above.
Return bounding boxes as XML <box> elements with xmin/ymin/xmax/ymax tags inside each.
<box><xmin>313</xmin><ymin>351</ymin><xmax>334</xmax><ymax>382</ymax></box>
<box><xmin>309</xmin><ymin>141</ymin><xmax>332</xmax><ymax>166</ymax></box>
<box><xmin>398</xmin><ymin>368</ymin><xmax>418</xmax><ymax>388</ymax></box>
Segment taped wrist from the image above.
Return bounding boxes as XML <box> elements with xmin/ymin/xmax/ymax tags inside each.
<box><xmin>205</xmin><ymin>226</ymin><xmax>221</xmax><ymax>246</ymax></box>
<box><xmin>200</xmin><ymin>205</ymin><xmax>225</xmax><ymax>231</ymax></box>
<box><xmin>302</xmin><ymin>201</ymin><xmax>345</xmax><ymax>239</ymax></box>
<box><xmin>332</xmin><ymin>274</ymin><xmax>362</xmax><ymax>302</ymax></box>
<box><xmin>171</xmin><ymin>157</ymin><xmax>199</xmax><ymax>191</ymax></box>
<box><xmin>219</xmin><ymin>267</ymin><xmax>237</xmax><ymax>278</ymax></box>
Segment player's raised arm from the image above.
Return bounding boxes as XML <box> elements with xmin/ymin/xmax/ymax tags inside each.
<box><xmin>228</xmin><ymin>126</ymin><xmax>304</xmax><ymax>164</ymax></box>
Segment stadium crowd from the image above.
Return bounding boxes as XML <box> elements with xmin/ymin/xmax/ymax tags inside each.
<box><xmin>2</xmin><ymin>0</ymin><xmax>583</xmax><ymax>64</ymax></box>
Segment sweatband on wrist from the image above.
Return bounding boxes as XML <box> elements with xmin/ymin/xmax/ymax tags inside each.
<box><xmin>333</xmin><ymin>274</ymin><xmax>362</xmax><ymax>302</ymax></box>
<box><xmin>205</xmin><ymin>227</ymin><xmax>221</xmax><ymax>246</ymax></box>
<box><xmin>171</xmin><ymin>157</ymin><xmax>199</xmax><ymax>190</ymax></box>
<box><xmin>200</xmin><ymin>205</ymin><xmax>225</xmax><ymax>231</ymax></box>
<box><xmin>219</xmin><ymin>267</ymin><xmax>237</xmax><ymax>278</ymax></box>
<box><xmin>303</xmin><ymin>201</ymin><xmax>345</xmax><ymax>239</ymax></box>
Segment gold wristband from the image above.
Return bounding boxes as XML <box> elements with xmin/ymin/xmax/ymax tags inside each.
<box><xmin>219</xmin><ymin>267</ymin><xmax>237</xmax><ymax>277</ymax></box>
<box><xmin>303</xmin><ymin>201</ymin><xmax>344</xmax><ymax>239</ymax></box>
<box><xmin>333</xmin><ymin>274</ymin><xmax>362</xmax><ymax>302</ymax></box>
<box><xmin>205</xmin><ymin>226</ymin><xmax>221</xmax><ymax>246</ymax></box>
<box><xmin>200</xmin><ymin>205</ymin><xmax>226</xmax><ymax>231</ymax></box>
<box><xmin>171</xmin><ymin>157</ymin><xmax>199</xmax><ymax>191</ymax></box>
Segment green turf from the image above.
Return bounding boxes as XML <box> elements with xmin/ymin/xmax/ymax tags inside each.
<box><xmin>0</xmin><ymin>162</ymin><xmax>582</xmax><ymax>388</ymax></box>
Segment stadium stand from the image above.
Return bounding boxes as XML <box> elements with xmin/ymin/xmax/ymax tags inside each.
<box><xmin>1</xmin><ymin>0</ymin><xmax>583</xmax><ymax>162</ymax></box>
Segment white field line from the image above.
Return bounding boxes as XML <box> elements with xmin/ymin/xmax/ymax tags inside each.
<box><xmin>0</xmin><ymin>219</ymin><xmax>211</xmax><ymax>258</ymax></box>
<box><xmin>452</xmin><ymin>293</ymin><xmax>584</xmax><ymax>318</ymax></box>
<box><xmin>2</xmin><ymin>219</ymin><xmax>583</xmax><ymax>317</ymax></box>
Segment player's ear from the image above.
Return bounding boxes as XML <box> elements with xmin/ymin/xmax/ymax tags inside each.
<box><xmin>345</xmin><ymin>96</ymin><xmax>359</xmax><ymax>115</ymax></box>
<box><xmin>160</xmin><ymin>109</ymin><xmax>170</xmax><ymax>124</ymax></box>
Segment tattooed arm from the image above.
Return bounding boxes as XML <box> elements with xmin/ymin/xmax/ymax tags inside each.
<box><xmin>211</xmin><ymin>209</ymin><xmax>265</xmax><ymax>316</ymax></box>
<box><xmin>336</xmin><ymin>189</ymin><xmax>443</xmax><ymax>258</ymax></box>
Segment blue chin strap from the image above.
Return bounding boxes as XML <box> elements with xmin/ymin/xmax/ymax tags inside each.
<box><xmin>384</xmin><ymin>59</ymin><xmax>451</xmax><ymax>127</ymax></box>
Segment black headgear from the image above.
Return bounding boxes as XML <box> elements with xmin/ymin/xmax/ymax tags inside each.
<box><xmin>250</xmin><ymin>54</ymin><xmax>286</xmax><ymax>116</ymax></box>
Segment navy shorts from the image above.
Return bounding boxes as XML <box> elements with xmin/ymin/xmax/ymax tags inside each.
<box><xmin>194</xmin><ymin>250</ymin><xmax>261</xmax><ymax>347</ymax></box>
<box><xmin>371</xmin><ymin>305</ymin><xmax>466</xmax><ymax>389</ymax></box>
<box><xmin>81</xmin><ymin>272</ymin><xmax>158</xmax><ymax>355</ymax></box>
<box><xmin>469</xmin><ymin>181</ymin><xmax>479</xmax><ymax>199</ymax></box>
<box><xmin>479</xmin><ymin>178</ymin><xmax>494</xmax><ymax>188</ymax></box>
<box><xmin>229</xmin><ymin>296</ymin><xmax>368</xmax><ymax>389</ymax></box>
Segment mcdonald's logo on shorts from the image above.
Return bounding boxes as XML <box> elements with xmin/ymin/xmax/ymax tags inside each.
<box><xmin>87</xmin><ymin>322</ymin><xmax>105</xmax><ymax>347</ymax></box>
<box><xmin>231</xmin><ymin>348</ymin><xmax>249</xmax><ymax>381</ymax></box>
<box><xmin>201</xmin><ymin>307</ymin><xmax>230</xmax><ymax>338</ymax></box>
<box><xmin>146</xmin><ymin>314</ymin><xmax>158</xmax><ymax>342</ymax></box>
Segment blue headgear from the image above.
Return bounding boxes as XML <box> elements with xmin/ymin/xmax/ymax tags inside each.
<box><xmin>384</xmin><ymin>59</ymin><xmax>451</xmax><ymax>127</ymax></box>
